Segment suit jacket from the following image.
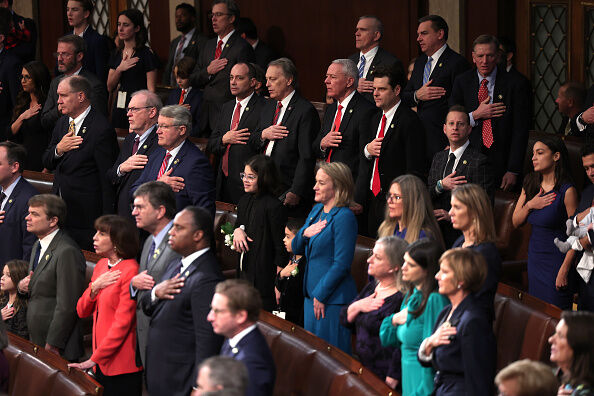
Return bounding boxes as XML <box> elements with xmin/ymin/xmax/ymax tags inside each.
<box><xmin>106</xmin><ymin>125</ymin><xmax>159</xmax><ymax>218</ymax></box>
<box><xmin>348</xmin><ymin>47</ymin><xmax>403</xmax><ymax>103</ymax></box>
<box><xmin>312</xmin><ymin>91</ymin><xmax>377</xmax><ymax>181</ymax></box>
<box><xmin>76</xmin><ymin>258</ymin><xmax>141</xmax><ymax>375</ymax></box>
<box><xmin>557</xmin><ymin>115</ymin><xmax>584</xmax><ymax>138</ymax></box>
<box><xmin>429</xmin><ymin>294</ymin><xmax>496</xmax><ymax>395</ymax></box>
<box><xmin>253</xmin><ymin>41</ymin><xmax>277</xmax><ymax>70</ymax></box>
<box><xmin>355</xmin><ymin>104</ymin><xmax>427</xmax><ymax>204</ymax></box>
<box><xmin>450</xmin><ymin>68</ymin><xmax>530</xmax><ymax>183</ymax></box>
<box><xmin>252</xmin><ymin>92</ymin><xmax>320</xmax><ymax>200</ymax></box>
<box><xmin>0</xmin><ymin>49</ymin><xmax>22</xmax><ymax>138</ymax></box>
<box><xmin>131</xmin><ymin>140</ymin><xmax>215</xmax><ymax>216</ymax></box>
<box><xmin>132</xmin><ymin>224</ymin><xmax>180</xmax><ymax>366</ymax></box>
<box><xmin>207</xmin><ymin>93</ymin><xmax>265</xmax><ymax>204</ymax></box>
<box><xmin>27</xmin><ymin>230</ymin><xmax>86</xmax><ymax>361</ymax></box>
<box><xmin>165</xmin><ymin>88</ymin><xmax>203</xmax><ymax>137</ymax></box>
<box><xmin>222</xmin><ymin>327</ymin><xmax>276</xmax><ymax>396</ymax></box>
<box><xmin>42</xmin><ymin>108</ymin><xmax>118</xmax><ymax>229</ymax></box>
<box><xmin>82</xmin><ymin>27</ymin><xmax>110</xmax><ymax>83</ymax></box>
<box><xmin>141</xmin><ymin>250</ymin><xmax>224</xmax><ymax>396</ymax></box>
<box><xmin>163</xmin><ymin>30</ymin><xmax>208</xmax><ymax>86</ymax></box>
<box><xmin>402</xmin><ymin>46</ymin><xmax>471</xmax><ymax>159</ymax></box>
<box><xmin>9</xmin><ymin>12</ymin><xmax>37</xmax><ymax>63</ymax></box>
<box><xmin>0</xmin><ymin>177</ymin><xmax>38</xmax><ymax>267</ymax></box>
<box><xmin>41</xmin><ymin>69</ymin><xmax>108</xmax><ymax>131</ymax></box>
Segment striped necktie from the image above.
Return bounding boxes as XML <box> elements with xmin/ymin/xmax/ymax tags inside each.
<box><xmin>423</xmin><ymin>56</ymin><xmax>433</xmax><ymax>85</ymax></box>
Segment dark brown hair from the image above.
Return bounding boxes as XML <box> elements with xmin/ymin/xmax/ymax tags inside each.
<box><xmin>562</xmin><ymin>311</ymin><xmax>594</xmax><ymax>388</ymax></box>
<box><xmin>215</xmin><ymin>279</ymin><xmax>261</xmax><ymax>322</ymax></box>
<box><xmin>1</xmin><ymin>259</ymin><xmax>29</xmax><ymax>312</ymax></box>
<box><xmin>94</xmin><ymin>215</ymin><xmax>139</xmax><ymax>259</ymax></box>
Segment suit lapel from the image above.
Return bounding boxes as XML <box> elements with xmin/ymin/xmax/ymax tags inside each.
<box><xmin>365</xmin><ymin>48</ymin><xmax>382</xmax><ymax>80</ymax></box>
<box><xmin>279</xmin><ymin>93</ymin><xmax>298</xmax><ymax>126</ymax></box>
<box><xmin>455</xmin><ymin>147</ymin><xmax>472</xmax><ymax>174</ymax></box>
<box><xmin>492</xmin><ymin>70</ymin><xmax>506</xmax><ymax>132</ymax></box>
<box><xmin>62</xmin><ymin>109</ymin><xmax>93</xmax><ymax>163</ymax></box>
<box><xmin>338</xmin><ymin>95</ymin><xmax>357</xmax><ymax>132</ymax></box>
<box><xmin>136</xmin><ymin>126</ymin><xmax>158</xmax><ymax>156</ymax></box>
<box><xmin>429</xmin><ymin>46</ymin><xmax>450</xmax><ymax>81</ymax></box>
<box><xmin>169</xmin><ymin>141</ymin><xmax>189</xmax><ymax>174</ymax></box>
<box><xmin>147</xmin><ymin>227</ymin><xmax>173</xmax><ymax>273</ymax></box>
<box><xmin>2</xmin><ymin>178</ymin><xmax>24</xmax><ymax>217</ymax></box>
<box><xmin>220</xmin><ymin>32</ymin><xmax>237</xmax><ymax>58</ymax></box>
<box><xmin>31</xmin><ymin>231</ymin><xmax>63</xmax><ymax>284</ymax></box>
<box><xmin>380</xmin><ymin>106</ymin><xmax>400</xmax><ymax>152</ymax></box>
<box><xmin>238</xmin><ymin>95</ymin><xmax>259</xmax><ymax>128</ymax></box>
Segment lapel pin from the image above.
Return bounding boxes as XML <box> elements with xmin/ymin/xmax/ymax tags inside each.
<box><xmin>45</xmin><ymin>254</ymin><xmax>49</xmax><ymax>260</ymax></box>
<box><xmin>191</xmin><ymin>41</ymin><xmax>195</xmax><ymax>45</ymax></box>
<box><xmin>143</xmin><ymin>144</ymin><xmax>148</xmax><ymax>149</ymax></box>
<box><xmin>8</xmin><ymin>199</ymin><xmax>12</xmax><ymax>204</ymax></box>
<box><xmin>185</xmin><ymin>270</ymin><xmax>190</xmax><ymax>277</ymax></box>
<box><xmin>463</xmin><ymin>160</ymin><xmax>468</xmax><ymax>165</ymax></box>
<box><xmin>390</xmin><ymin>124</ymin><xmax>395</xmax><ymax>128</ymax></box>
<box><xmin>369</xmin><ymin>70</ymin><xmax>374</xmax><ymax>75</ymax></box>
<box><xmin>349</xmin><ymin>109</ymin><xmax>353</xmax><ymax>113</ymax></box>
<box><xmin>245</xmin><ymin>107</ymin><xmax>249</xmax><ymax>111</ymax></box>
<box><xmin>288</xmin><ymin>106</ymin><xmax>292</xmax><ymax>111</ymax></box>
<box><xmin>232</xmin><ymin>347</ymin><xmax>238</xmax><ymax>354</ymax></box>
<box><xmin>173</xmin><ymin>158</ymin><xmax>180</xmax><ymax>165</ymax></box>
<box><xmin>439</xmin><ymin>63</ymin><xmax>443</xmax><ymax>67</ymax></box>
<box><xmin>153</xmin><ymin>249</ymin><xmax>160</xmax><ymax>259</ymax></box>
<box><xmin>498</xmin><ymin>94</ymin><xmax>503</xmax><ymax>100</ymax></box>
<box><xmin>81</xmin><ymin>127</ymin><xmax>87</xmax><ymax>135</ymax></box>
<box><xmin>225</xmin><ymin>44</ymin><xmax>229</xmax><ymax>48</ymax></box>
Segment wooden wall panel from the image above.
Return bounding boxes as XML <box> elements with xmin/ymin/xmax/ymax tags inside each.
<box><xmin>38</xmin><ymin>0</ymin><xmax>68</xmax><ymax>74</ymax></box>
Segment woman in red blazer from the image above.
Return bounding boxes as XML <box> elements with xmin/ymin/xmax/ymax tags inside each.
<box><xmin>69</xmin><ymin>215</ymin><xmax>142</xmax><ymax>395</ymax></box>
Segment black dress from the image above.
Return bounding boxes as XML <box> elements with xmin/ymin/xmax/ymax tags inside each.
<box><xmin>274</xmin><ymin>255</ymin><xmax>305</xmax><ymax>326</ymax></box>
<box><xmin>235</xmin><ymin>193</ymin><xmax>288</xmax><ymax>311</ymax></box>
<box><xmin>108</xmin><ymin>46</ymin><xmax>159</xmax><ymax>129</ymax></box>
<box><xmin>8</xmin><ymin>111</ymin><xmax>49</xmax><ymax>171</ymax></box>
<box><xmin>0</xmin><ymin>297</ymin><xmax>28</xmax><ymax>339</ymax></box>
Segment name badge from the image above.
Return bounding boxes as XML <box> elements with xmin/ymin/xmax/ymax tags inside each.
<box><xmin>117</xmin><ymin>91</ymin><xmax>127</xmax><ymax>109</ymax></box>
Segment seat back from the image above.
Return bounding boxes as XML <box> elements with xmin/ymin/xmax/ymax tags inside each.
<box><xmin>23</xmin><ymin>170</ymin><xmax>54</xmax><ymax>195</ymax></box>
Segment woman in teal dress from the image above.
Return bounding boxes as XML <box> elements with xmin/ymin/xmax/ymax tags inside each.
<box><xmin>380</xmin><ymin>239</ymin><xmax>448</xmax><ymax>395</ymax></box>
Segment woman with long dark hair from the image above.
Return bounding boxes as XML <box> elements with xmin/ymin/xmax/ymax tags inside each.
<box><xmin>9</xmin><ymin>61</ymin><xmax>50</xmax><ymax>171</ymax></box>
<box><xmin>0</xmin><ymin>259</ymin><xmax>29</xmax><ymax>339</ymax></box>
<box><xmin>512</xmin><ymin>136</ymin><xmax>577</xmax><ymax>309</ymax></box>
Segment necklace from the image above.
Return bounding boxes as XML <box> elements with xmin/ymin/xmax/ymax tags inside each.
<box><xmin>376</xmin><ymin>280</ymin><xmax>397</xmax><ymax>291</ymax></box>
<box><xmin>108</xmin><ymin>258</ymin><xmax>123</xmax><ymax>268</ymax></box>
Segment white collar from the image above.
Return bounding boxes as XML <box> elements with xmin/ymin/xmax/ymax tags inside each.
<box><xmin>237</xmin><ymin>92</ymin><xmax>254</xmax><ymax>108</ymax></box>
<box><xmin>1</xmin><ymin>175</ymin><xmax>20</xmax><ymax>200</ymax></box>
<box><xmin>68</xmin><ymin>105</ymin><xmax>92</xmax><ymax>135</ymax></box>
<box><xmin>337</xmin><ymin>89</ymin><xmax>356</xmax><ymax>108</ymax></box>
<box><xmin>251</xmin><ymin>39</ymin><xmax>259</xmax><ymax>50</ymax></box>
<box><xmin>39</xmin><ymin>228</ymin><xmax>60</xmax><ymax>253</ymax></box>
<box><xmin>164</xmin><ymin>139</ymin><xmax>185</xmax><ymax>161</ymax></box>
<box><xmin>382</xmin><ymin>99</ymin><xmax>401</xmax><ymax>121</ymax></box>
<box><xmin>360</xmin><ymin>45</ymin><xmax>379</xmax><ymax>59</ymax></box>
<box><xmin>448</xmin><ymin>139</ymin><xmax>470</xmax><ymax>159</ymax></box>
<box><xmin>180</xmin><ymin>247</ymin><xmax>210</xmax><ymax>274</ymax></box>
<box><xmin>218</xmin><ymin>29</ymin><xmax>235</xmax><ymax>46</ymax></box>
<box><xmin>182</xmin><ymin>27</ymin><xmax>195</xmax><ymax>40</ymax></box>
<box><xmin>427</xmin><ymin>43</ymin><xmax>447</xmax><ymax>62</ymax></box>
<box><xmin>228</xmin><ymin>324</ymin><xmax>257</xmax><ymax>348</ymax></box>
<box><xmin>279</xmin><ymin>89</ymin><xmax>296</xmax><ymax>108</ymax></box>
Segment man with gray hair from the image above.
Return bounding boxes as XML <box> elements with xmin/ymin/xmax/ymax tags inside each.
<box><xmin>107</xmin><ymin>90</ymin><xmax>162</xmax><ymax>218</ymax></box>
<box><xmin>348</xmin><ymin>15</ymin><xmax>402</xmax><ymax>103</ymax></box>
<box><xmin>42</xmin><ymin>75</ymin><xmax>118</xmax><ymax>250</ymax></box>
<box><xmin>313</xmin><ymin>59</ymin><xmax>376</xmax><ymax>181</ymax></box>
<box><xmin>132</xmin><ymin>105</ymin><xmax>215</xmax><ymax>216</ymax></box>
<box><xmin>191</xmin><ymin>356</ymin><xmax>248</xmax><ymax>395</ymax></box>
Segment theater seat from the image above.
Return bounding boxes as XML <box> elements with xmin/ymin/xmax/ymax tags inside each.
<box><xmin>23</xmin><ymin>170</ymin><xmax>54</xmax><ymax>194</ymax></box>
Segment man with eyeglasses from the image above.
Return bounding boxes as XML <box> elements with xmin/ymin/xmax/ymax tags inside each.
<box><xmin>132</xmin><ymin>105</ymin><xmax>215</xmax><ymax>217</ymax></box>
<box><xmin>0</xmin><ymin>11</ymin><xmax>21</xmax><ymax>140</ymax></box>
<box><xmin>191</xmin><ymin>0</ymin><xmax>254</xmax><ymax>137</ymax></box>
<box><xmin>107</xmin><ymin>90</ymin><xmax>162</xmax><ymax>219</ymax></box>
<box><xmin>41</xmin><ymin>34</ymin><xmax>107</xmax><ymax>132</ymax></box>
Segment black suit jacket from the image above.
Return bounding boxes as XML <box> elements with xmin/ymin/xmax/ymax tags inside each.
<box><xmin>141</xmin><ymin>250</ymin><xmax>224</xmax><ymax>396</ymax></box>
<box><xmin>450</xmin><ymin>68</ymin><xmax>530</xmax><ymax>183</ymax></box>
<box><xmin>348</xmin><ymin>47</ymin><xmax>403</xmax><ymax>103</ymax></box>
<box><xmin>207</xmin><ymin>93</ymin><xmax>265</xmax><ymax>204</ymax></box>
<box><xmin>166</xmin><ymin>88</ymin><xmax>203</xmax><ymax>137</ymax></box>
<box><xmin>81</xmin><ymin>27</ymin><xmax>111</xmax><ymax>83</ymax></box>
<box><xmin>42</xmin><ymin>108</ymin><xmax>118</xmax><ymax>235</ymax></box>
<box><xmin>0</xmin><ymin>177</ymin><xmax>38</xmax><ymax>267</ymax></box>
<box><xmin>402</xmin><ymin>46</ymin><xmax>471</xmax><ymax>159</ymax></box>
<box><xmin>312</xmin><ymin>91</ymin><xmax>377</xmax><ymax>181</ymax></box>
<box><xmin>355</xmin><ymin>104</ymin><xmax>427</xmax><ymax>204</ymax></box>
<box><xmin>252</xmin><ymin>92</ymin><xmax>320</xmax><ymax>199</ymax></box>
<box><xmin>253</xmin><ymin>41</ymin><xmax>277</xmax><ymax>70</ymax></box>
<box><xmin>557</xmin><ymin>115</ymin><xmax>584</xmax><ymax>138</ymax></box>
<box><xmin>9</xmin><ymin>12</ymin><xmax>36</xmax><ymax>63</ymax></box>
<box><xmin>106</xmin><ymin>125</ymin><xmax>159</xmax><ymax>218</ymax></box>
<box><xmin>163</xmin><ymin>30</ymin><xmax>208</xmax><ymax>86</ymax></box>
<box><xmin>0</xmin><ymin>49</ymin><xmax>22</xmax><ymax>138</ymax></box>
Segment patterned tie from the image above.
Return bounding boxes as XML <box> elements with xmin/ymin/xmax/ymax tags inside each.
<box><xmin>178</xmin><ymin>89</ymin><xmax>186</xmax><ymax>105</ymax></box>
<box><xmin>358</xmin><ymin>55</ymin><xmax>366</xmax><ymax>78</ymax></box>
<box><xmin>157</xmin><ymin>152</ymin><xmax>172</xmax><ymax>179</ymax></box>
<box><xmin>443</xmin><ymin>152</ymin><xmax>456</xmax><ymax>178</ymax></box>
<box><xmin>147</xmin><ymin>240</ymin><xmax>156</xmax><ymax>263</ymax></box>
<box><xmin>423</xmin><ymin>56</ymin><xmax>433</xmax><ymax>85</ymax></box>
<box><xmin>264</xmin><ymin>102</ymin><xmax>283</xmax><ymax>156</ymax></box>
<box><xmin>214</xmin><ymin>39</ymin><xmax>223</xmax><ymax>60</ymax></box>
<box><xmin>478</xmin><ymin>79</ymin><xmax>493</xmax><ymax>148</ymax></box>
<box><xmin>371</xmin><ymin>114</ymin><xmax>387</xmax><ymax>196</ymax></box>
<box><xmin>222</xmin><ymin>102</ymin><xmax>241</xmax><ymax>177</ymax></box>
<box><xmin>132</xmin><ymin>136</ymin><xmax>140</xmax><ymax>155</ymax></box>
<box><xmin>326</xmin><ymin>104</ymin><xmax>343</xmax><ymax>163</ymax></box>
<box><xmin>68</xmin><ymin>119</ymin><xmax>76</xmax><ymax>135</ymax></box>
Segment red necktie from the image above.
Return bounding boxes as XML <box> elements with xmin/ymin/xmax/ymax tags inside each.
<box><xmin>179</xmin><ymin>89</ymin><xmax>186</xmax><ymax>105</ymax></box>
<box><xmin>222</xmin><ymin>102</ymin><xmax>241</xmax><ymax>177</ymax></box>
<box><xmin>326</xmin><ymin>104</ymin><xmax>343</xmax><ymax>163</ymax></box>
<box><xmin>265</xmin><ymin>102</ymin><xmax>283</xmax><ymax>154</ymax></box>
<box><xmin>214</xmin><ymin>39</ymin><xmax>223</xmax><ymax>60</ymax></box>
<box><xmin>371</xmin><ymin>114</ymin><xmax>387</xmax><ymax>196</ymax></box>
<box><xmin>478</xmin><ymin>79</ymin><xmax>493</xmax><ymax>148</ymax></box>
<box><xmin>157</xmin><ymin>152</ymin><xmax>172</xmax><ymax>179</ymax></box>
<box><xmin>132</xmin><ymin>136</ymin><xmax>140</xmax><ymax>154</ymax></box>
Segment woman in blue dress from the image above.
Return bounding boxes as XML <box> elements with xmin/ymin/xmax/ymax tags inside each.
<box><xmin>292</xmin><ymin>162</ymin><xmax>358</xmax><ymax>353</ymax></box>
<box><xmin>512</xmin><ymin>136</ymin><xmax>577</xmax><ymax>309</ymax></box>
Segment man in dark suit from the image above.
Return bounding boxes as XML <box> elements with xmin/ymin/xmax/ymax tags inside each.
<box><xmin>0</xmin><ymin>142</ymin><xmax>37</xmax><ymax>267</ymax></box>
<box><xmin>354</xmin><ymin>65</ymin><xmax>427</xmax><ymax>237</ymax></box>
<box><xmin>107</xmin><ymin>90</ymin><xmax>161</xmax><ymax>219</ymax></box>
<box><xmin>450</xmin><ymin>34</ymin><xmax>530</xmax><ymax>191</ymax></box>
<box><xmin>42</xmin><ymin>75</ymin><xmax>118</xmax><ymax>250</ymax></box>
<box><xmin>18</xmin><ymin>194</ymin><xmax>86</xmax><ymax>362</ymax></box>
<box><xmin>348</xmin><ymin>15</ymin><xmax>402</xmax><ymax>104</ymax></box>
<box><xmin>402</xmin><ymin>15</ymin><xmax>470</xmax><ymax>161</ymax></box>
<box><xmin>0</xmin><ymin>0</ymin><xmax>36</xmax><ymax>63</ymax></box>
<box><xmin>313</xmin><ymin>59</ymin><xmax>376</xmax><ymax>181</ymax></box>
<box><xmin>0</xmin><ymin>14</ymin><xmax>21</xmax><ymax>140</ymax></box>
<box><xmin>576</xmin><ymin>85</ymin><xmax>594</xmax><ymax>136</ymax></box>
<box><xmin>498</xmin><ymin>37</ymin><xmax>531</xmax><ymax>121</ymax></box>
<box><xmin>130</xmin><ymin>181</ymin><xmax>180</xmax><ymax>366</ymax></box>
<box><xmin>236</xmin><ymin>17</ymin><xmax>277</xmax><ymax>70</ymax></box>
<box><xmin>141</xmin><ymin>206</ymin><xmax>224</xmax><ymax>396</ymax></box>
<box><xmin>191</xmin><ymin>0</ymin><xmax>254</xmax><ymax>136</ymax></box>
<box><xmin>208</xmin><ymin>279</ymin><xmax>275</xmax><ymax>396</ymax></box>
<box><xmin>163</xmin><ymin>3</ymin><xmax>207</xmax><ymax>87</ymax></box>
<box><xmin>252</xmin><ymin>57</ymin><xmax>320</xmax><ymax>217</ymax></box>
<box><xmin>207</xmin><ymin>62</ymin><xmax>264</xmax><ymax>204</ymax></box>
<box><xmin>555</xmin><ymin>81</ymin><xmax>587</xmax><ymax>137</ymax></box>
<box><xmin>428</xmin><ymin>106</ymin><xmax>494</xmax><ymax>246</ymax></box>
<box><xmin>41</xmin><ymin>34</ymin><xmax>108</xmax><ymax>131</ymax></box>
<box><xmin>132</xmin><ymin>105</ymin><xmax>216</xmax><ymax>217</ymax></box>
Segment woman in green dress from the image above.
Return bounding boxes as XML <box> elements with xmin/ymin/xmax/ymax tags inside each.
<box><xmin>379</xmin><ymin>239</ymin><xmax>448</xmax><ymax>395</ymax></box>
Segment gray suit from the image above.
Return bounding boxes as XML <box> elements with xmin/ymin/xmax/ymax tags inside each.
<box><xmin>131</xmin><ymin>223</ymin><xmax>180</xmax><ymax>365</ymax></box>
<box><xmin>27</xmin><ymin>230</ymin><xmax>86</xmax><ymax>361</ymax></box>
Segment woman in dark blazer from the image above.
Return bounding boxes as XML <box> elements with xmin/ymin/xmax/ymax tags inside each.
<box><xmin>233</xmin><ymin>155</ymin><xmax>288</xmax><ymax>311</ymax></box>
<box><xmin>419</xmin><ymin>248</ymin><xmax>496</xmax><ymax>396</ymax></box>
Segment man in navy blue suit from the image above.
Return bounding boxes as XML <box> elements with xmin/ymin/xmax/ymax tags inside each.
<box><xmin>0</xmin><ymin>142</ymin><xmax>37</xmax><ymax>267</ymax></box>
<box><xmin>208</xmin><ymin>279</ymin><xmax>276</xmax><ymax>396</ymax></box>
<box><xmin>132</xmin><ymin>105</ymin><xmax>215</xmax><ymax>217</ymax></box>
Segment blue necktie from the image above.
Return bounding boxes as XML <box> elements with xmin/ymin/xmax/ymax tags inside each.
<box><xmin>220</xmin><ymin>340</ymin><xmax>233</xmax><ymax>357</ymax></box>
<box><xmin>423</xmin><ymin>56</ymin><xmax>433</xmax><ymax>85</ymax></box>
<box><xmin>31</xmin><ymin>244</ymin><xmax>41</xmax><ymax>271</ymax></box>
<box><xmin>168</xmin><ymin>258</ymin><xmax>183</xmax><ymax>279</ymax></box>
<box><xmin>358</xmin><ymin>55</ymin><xmax>366</xmax><ymax>78</ymax></box>
<box><xmin>147</xmin><ymin>240</ymin><xmax>156</xmax><ymax>263</ymax></box>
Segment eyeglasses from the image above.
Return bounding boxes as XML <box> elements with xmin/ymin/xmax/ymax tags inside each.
<box><xmin>126</xmin><ymin>106</ymin><xmax>152</xmax><ymax>113</ymax></box>
<box><xmin>20</xmin><ymin>75</ymin><xmax>32</xmax><ymax>81</ymax></box>
<box><xmin>386</xmin><ymin>194</ymin><xmax>403</xmax><ymax>202</ymax></box>
<box><xmin>210</xmin><ymin>308</ymin><xmax>230</xmax><ymax>315</ymax></box>
<box><xmin>157</xmin><ymin>124</ymin><xmax>182</xmax><ymax>129</ymax></box>
<box><xmin>208</xmin><ymin>12</ymin><xmax>231</xmax><ymax>19</ymax></box>
<box><xmin>53</xmin><ymin>52</ymin><xmax>75</xmax><ymax>59</ymax></box>
<box><xmin>240</xmin><ymin>173</ymin><xmax>256</xmax><ymax>181</ymax></box>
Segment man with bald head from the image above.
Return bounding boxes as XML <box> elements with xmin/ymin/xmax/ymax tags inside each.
<box><xmin>42</xmin><ymin>75</ymin><xmax>118</xmax><ymax>250</ymax></box>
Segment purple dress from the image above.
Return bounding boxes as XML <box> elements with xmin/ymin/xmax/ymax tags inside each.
<box><xmin>527</xmin><ymin>183</ymin><xmax>573</xmax><ymax>309</ymax></box>
<box><xmin>339</xmin><ymin>282</ymin><xmax>403</xmax><ymax>380</ymax></box>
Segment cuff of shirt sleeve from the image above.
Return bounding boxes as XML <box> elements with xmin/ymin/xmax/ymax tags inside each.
<box><xmin>150</xmin><ymin>287</ymin><xmax>157</xmax><ymax>303</ymax></box>
<box><xmin>577</xmin><ymin>113</ymin><xmax>587</xmax><ymax>131</ymax></box>
<box><xmin>469</xmin><ymin>112</ymin><xmax>477</xmax><ymax>127</ymax></box>
<box><xmin>417</xmin><ymin>338</ymin><xmax>433</xmax><ymax>363</ymax></box>
<box><xmin>364</xmin><ymin>144</ymin><xmax>372</xmax><ymax>159</ymax></box>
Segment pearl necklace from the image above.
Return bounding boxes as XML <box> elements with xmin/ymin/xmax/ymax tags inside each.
<box><xmin>108</xmin><ymin>258</ymin><xmax>122</xmax><ymax>268</ymax></box>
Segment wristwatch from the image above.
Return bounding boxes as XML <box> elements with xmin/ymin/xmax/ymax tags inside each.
<box><xmin>436</xmin><ymin>179</ymin><xmax>444</xmax><ymax>194</ymax></box>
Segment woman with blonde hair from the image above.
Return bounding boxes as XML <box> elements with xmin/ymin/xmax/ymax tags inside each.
<box><xmin>378</xmin><ymin>174</ymin><xmax>444</xmax><ymax>248</ymax></box>
<box><xmin>292</xmin><ymin>161</ymin><xmax>358</xmax><ymax>353</ymax></box>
